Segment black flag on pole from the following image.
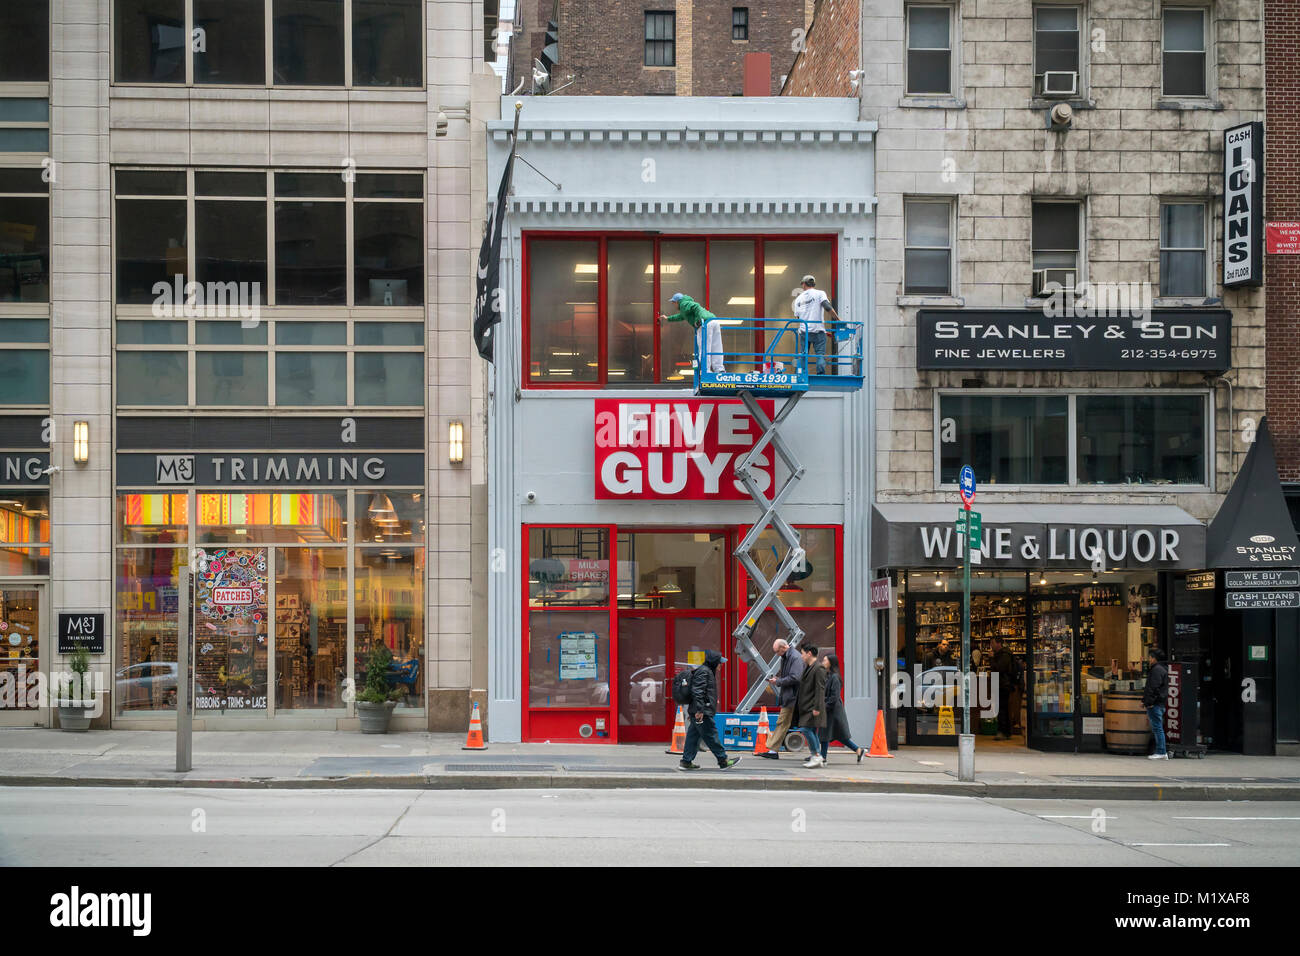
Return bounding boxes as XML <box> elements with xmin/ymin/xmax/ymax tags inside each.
<box><xmin>473</xmin><ymin>110</ymin><xmax>519</xmax><ymax>363</ymax></box>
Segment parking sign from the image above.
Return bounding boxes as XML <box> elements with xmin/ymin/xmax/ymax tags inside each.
<box><xmin>959</xmin><ymin>465</ymin><xmax>976</xmax><ymax>506</ymax></box>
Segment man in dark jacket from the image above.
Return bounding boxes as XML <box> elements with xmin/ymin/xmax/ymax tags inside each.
<box><xmin>1142</xmin><ymin>648</ymin><xmax>1170</xmax><ymax>759</ymax></box>
<box><xmin>791</xmin><ymin>644</ymin><xmax>827</xmax><ymax>768</ymax></box>
<box><xmin>678</xmin><ymin>649</ymin><xmax>742</xmax><ymax>771</ymax></box>
<box><xmin>758</xmin><ymin>638</ymin><xmax>805</xmax><ymax>759</ymax></box>
<box><xmin>989</xmin><ymin>637</ymin><xmax>1018</xmax><ymax>741</ymax></box>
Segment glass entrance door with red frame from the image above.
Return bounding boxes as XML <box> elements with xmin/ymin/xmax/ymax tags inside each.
<box><xmin>617</xmin><ymin>612</ymin><xmax>726</xmax><ymax>742</ymax></box>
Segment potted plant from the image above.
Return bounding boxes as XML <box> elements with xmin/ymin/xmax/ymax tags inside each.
<box><xmin>55</xmin><ymin>644</ymin><xmax>96</xmax><ymax>732</ymax></box>
<box><xmin>355</xmin><ymin>642</ymin><xmax>401</xmax><ymax>734</ymax></box>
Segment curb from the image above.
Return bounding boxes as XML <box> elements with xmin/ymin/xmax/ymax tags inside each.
<box><xmin>3</xmin><ymin>773</ymin><xmax>1299</xmax><ymax>801</ymax></box>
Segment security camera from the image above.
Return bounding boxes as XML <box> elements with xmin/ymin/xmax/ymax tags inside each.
<box><xmin>435</xmin><ymin>111</ymin><xmax>449</xmax><ymax>137</ymax></box>
<box><xmin>42</xmin><ymin>465</ymin><xmax>61</xmax><ymax>475</ymax></box>
<box><xmin>525</xmin><ymin>491</ymin><xmax>537</xmax><ymax>503</ymax></box>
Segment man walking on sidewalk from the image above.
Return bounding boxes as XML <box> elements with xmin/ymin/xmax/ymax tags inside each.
<box><xmin>1143</xmin><ymin>648</ymin><xmax>1170</xmax><ymax>759</ymax></box>
<box><xmin>679</xmin><ymin>649</ymin><xmax>742</xmax><ymax>771</ymax></box>
<box><xmin>793</xmin><ymin>644</ymin><xmax>827</xmax><ymax>768</ymax></box>
<box><xmin>758</xmin><ymin>638</ymin><xmax>805</xmax><ymax>759</ymax></box>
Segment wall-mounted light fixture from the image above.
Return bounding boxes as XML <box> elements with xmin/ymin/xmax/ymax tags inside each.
<box><xmin>449</xmin><ymin>421</ymin><xmax>464</xmax><ymax>464</ymax></box>
<box><xmin>73</xmin><ymin>421</ymin><xmax>89</xmax><ymax>465</ymax></box>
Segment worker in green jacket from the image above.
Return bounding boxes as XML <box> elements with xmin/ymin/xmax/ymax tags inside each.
<box><xmin>659</xmin><ymin>292</ymin><xmax>726</xmax><ymax>373</ymax></box>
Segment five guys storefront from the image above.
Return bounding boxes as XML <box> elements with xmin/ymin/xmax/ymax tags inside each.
<box><xmin>516</xmin><ymin>398</ymin><xmax>853</xmax><ymax>744</ymax></box>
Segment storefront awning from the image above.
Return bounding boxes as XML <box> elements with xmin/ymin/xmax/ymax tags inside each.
<box><xmin>1205</xmin><ymin>417</ymin><xmax>1300</xmax><ymax>569</ymax></box>
<box><xmin>872</xmin><ymin>502</ymin><xmax>1205</xmax><ymax>571</ymax></box>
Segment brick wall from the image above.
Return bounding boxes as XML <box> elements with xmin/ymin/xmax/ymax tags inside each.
<box><xmin>1267</xmin><ymin>0</ymin><xmax>1300</xmax><ymax>478</ymax></box>
<box><xmin>783</xmin><ymin>0</ymin><xmax>860</xmax><ymax>97</ymax></box>
<box><xmin>510</xmin><ymin>0</ymin><xmax>804</xmax><ymax>95</ymax></box>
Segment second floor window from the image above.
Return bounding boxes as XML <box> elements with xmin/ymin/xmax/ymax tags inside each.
<box><xmin>1031</xmin><ymin>201</ymin><xmax>1081</xmax><ymax>295</ymax></box>
<box><xmin>1163</xmin><ymin>7</ymin><xmax>1207</xmax><ymax>97</ymax></box>
<box><xmin>904</xmin><ymin>200</ymin><xmax>953</xmax><ymax>295</ymax></box>
<box><xmin>0</xmin><ymin>168</ymin><xmax>49</xmax><ymax>303</ymax></box>
<box><xmin>1160</xmin><ymin>202</ymin><xmax>1208</xmax><ymax>297</ymax></box>
<box><xmin>645</xmin><ymin>12</ymin><xmax>676</xmax><ymax>67</ymax></box>
<box><xmin>906</xmin><ymin>5</ymin><xmax>952</xmax><ymax>95</ymax></box>
<box><xmin>1033</xmin><ymin>5</ymin><xmax>1080</xmax><ymax>96</ymax></box>
<box><xmin>525</xmin><ymin>234</ymin><xmax>834</xmax><ymax>386</ymax></box>
<box><xmin>113</xmin><ymin>0</ymin><xmax>422</xmax><ymax>87</ymax></box>
<box><xmin>733</xmin><ymin>7</ymin><xmax>749</xmax><ymax>41</ymax></box>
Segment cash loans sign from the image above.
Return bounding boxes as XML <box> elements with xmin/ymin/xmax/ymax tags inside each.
<box><xmin>1224</xmin><ymin>121</ymin><xmax>1264</xmax><ymax>288</ymax></box>
<box><xmin>594</xmin><ymin>399</ymin><xmax>774</xmax><ymax>500</ymax></box>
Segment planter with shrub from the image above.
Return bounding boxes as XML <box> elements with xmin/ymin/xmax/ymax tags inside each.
<box><xmin>55</xmin><ymin>644</ymin><xmax>96</xmax><ymax>732</ymax></box>
<box><xmin>355</xmin><ymin>643</ymin><xmax>402</xmax><ymax>734</ymax></box>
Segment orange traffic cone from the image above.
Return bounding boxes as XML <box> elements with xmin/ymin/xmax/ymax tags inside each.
<box><xmin>866</xmin><ymin>709</ymin><xmax>894</xmax><ymax>758</ymax></box>
<box><xmin>665</xmin><ymin>706</ymin><xmax>688</xmax><ymax>755</ymax></box>
<box><xmin>753</xmin><ymin>707</ymin><xmax>771</xmax><ymax>755</ymax></box>
<box><xmin>462</xmin><ymin>701</ymin><xmax>487</xmax><ymax>750</ymax></box>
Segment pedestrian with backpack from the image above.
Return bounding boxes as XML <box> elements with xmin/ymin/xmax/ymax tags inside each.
<box><xmin>676</xmin><ymin>649</ymin><xmax>742</xmax><ymax>771</ymax></box>
<box><xmin>990</xmin><ymin>636</ymin><xmax>1020</xmax><ymax>741</ymax></box>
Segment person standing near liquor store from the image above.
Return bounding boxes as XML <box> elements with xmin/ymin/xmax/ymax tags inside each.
<box><xmin>1143</xmin><ymin>649</ymin><xmax>1170</xmax><ymax>759</ymax></box>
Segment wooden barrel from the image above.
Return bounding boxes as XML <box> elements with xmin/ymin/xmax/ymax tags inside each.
<box><xmin>1104</xmin><ymin>691</ymin><xmax>1151</xmax><ymax>755</ymax></box>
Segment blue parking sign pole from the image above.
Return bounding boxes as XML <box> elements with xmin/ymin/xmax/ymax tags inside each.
<box><xmin>957</xmin><ymin>466</ymin><xmax>975</xmax><ymax>782</ymax></box>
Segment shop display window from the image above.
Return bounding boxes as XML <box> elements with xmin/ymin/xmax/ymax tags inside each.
<box><xmin>197</xmin><ymin>492</ymin><xmax>347</xmax><ymax>545</ymax></box>
<box><xmin>1076</xmin><ymin>394</ymin><xmax>1206</xmax><ymax>485</ymax></box>
<box><xmin>354</xmin><ymin>547</ymin><xmax>424</xmax><ymax>709</ymax></box>
<box><xmin>116</xmin><ymin>547</ymin><xmax>183</xmax><ymax>714</ymax></box>
<box><xmin>0</xmin><ymin>493</ymin><xmax>50</xmax><ymax>575</ymax></box>
<box><xmin>275</xmin><ymin>547</ymin><xmax>347</xmax><ymax>709</ymax></box>
<box><xmin>117</xmin><ymin>492</ymin><xmax>189</xmax><ymax>544</ymax></box>
<box><xmin>617</xmin><ymin>531</ymin><xmax>725</xmax><ymax>609</ymax></box>
<box><xmin>527</xmin><ymin>610</ymin><xmax>611</xmax><ymax>710</ymax></box>
<box><xmin>529</xmin><ymin>526</ymin><xmax>611</xmax><ymax>608</ymax></box>
<box><xmin>358</xmin><ymin>491</ymin><xmax>424</xmax><ymax>544</ymax></box>
<box><xmin>745</xmin><ymin>526</ymin><xmax>836</xmax><ymax>608</ymax></box>
<box><xmin>194</xmin><ymin>547</ymin><xmax>270</xmax><ymax>712</ymax></box>
<box><xmin>525</xmin><ymin>234</ymin><xmax>836</xmax><ymax>387</ymax></box>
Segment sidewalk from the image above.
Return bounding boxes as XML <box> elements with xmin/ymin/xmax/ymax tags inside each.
<box><xmin>2</xmin><ymin>729</ymin><xmax>1299</xmax><ymax>800</ymax></box>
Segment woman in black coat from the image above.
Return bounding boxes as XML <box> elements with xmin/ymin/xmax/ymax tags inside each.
<box><xmin>820</xmin><ymin>654</ymin><xmax>866</xmax><ymax>763</ymax></box>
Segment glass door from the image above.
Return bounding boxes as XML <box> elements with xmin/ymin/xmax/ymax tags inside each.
<box><xmin>908</xmin><ymin>594</ymin><xmax>963</xmax><ymax>742</ymax></box>
<box><xmin>0</xmin><ymin>584</ymin><xmax>45</xmax><ymax>725</ymax></box>
<box><xmin>1030</xmin><ymin>594</ymin><xmax>1078</xmax><ymax>749</ymax></box>
<box><xmin>617</xmin><ymin>615</ymin><xmax>669</xmax><ymax>741</ymax></box>
<box><xmin>674</xmin><ymin>614</ymin><xmax>726</xmax><ymax>708</ymax></box>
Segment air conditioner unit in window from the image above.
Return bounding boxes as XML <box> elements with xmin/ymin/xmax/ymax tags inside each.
<box><xmin>1041</xmin><ymin>70</ymin><xmax>1078</xmax><ymax>97</ymax></box>
<box><xmin>1032</xmin><ymin>268</ymin><xmax>1077</xmax><ymax>296</ymax></box>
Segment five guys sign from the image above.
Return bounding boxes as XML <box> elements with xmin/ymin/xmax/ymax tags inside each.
<box><xmin>1224</xmin><ymin>121</ymin><xmax>1264</xmax><ymax>288</ymax></box>
<box><xmin>594</xmin><ymin>399</ymin><xmax>774</xmax><ymax>500</ymax></box>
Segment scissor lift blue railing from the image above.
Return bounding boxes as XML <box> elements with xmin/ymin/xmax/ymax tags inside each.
<box><xmin>692</xmin><ymin>318</ymin><xmax>865</xmax><ymax>713</ymax></box>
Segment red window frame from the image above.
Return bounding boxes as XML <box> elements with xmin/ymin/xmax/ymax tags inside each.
<box><xmin>521</xmin><ymin>231</ymin><xmax>839</xmax><ymax>389</ymax></box>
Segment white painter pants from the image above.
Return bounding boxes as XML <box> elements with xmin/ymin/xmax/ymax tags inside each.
<box><xmin>697</xmin><ymin>321</ymin><xmax>725</xmax><ymax>373</ymax></box>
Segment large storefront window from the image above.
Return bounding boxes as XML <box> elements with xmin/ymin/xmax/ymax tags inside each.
<box><xmin>0</xmin><ymin>493</ymin><xmax>50</xmax><ymax>575</ymax></box>
<box><xmin>115</xmin><ymin>489</ymin><xmax>424</xmax><ymax>717</ymax></box>
<box><xmin>617</xmin><ymin>531</ymin><xmax>725</xmax><ymax>609</ymax></box>
<box><xmin>939</xmin><ymin>392</ymin><xmax>1208</xmax><ymax>486</ymax></box>
<box><xmin>525</xmin><ymin>234</ymin><xmax>837</xmax><ymax>386</ymax></box>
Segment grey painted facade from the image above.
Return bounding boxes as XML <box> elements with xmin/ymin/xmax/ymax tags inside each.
<box><xmin>484</xmin><ymin>96</ymin><xmax>879</xmax><ymax>741</ymax></box>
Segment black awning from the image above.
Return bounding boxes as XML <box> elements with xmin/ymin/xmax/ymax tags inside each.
<box><xmin>1206</xmin><ymin>417</ymin><xmax>1300</xmax><ymax>568</ymax></box>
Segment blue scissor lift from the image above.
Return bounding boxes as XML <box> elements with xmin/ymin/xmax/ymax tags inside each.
<box><xmin>694</xmin><ymin>317</ymin><xmax>865</xmax><ymax>723</ymax></box>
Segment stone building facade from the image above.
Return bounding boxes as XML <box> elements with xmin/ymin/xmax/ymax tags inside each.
<box><xmin>854</xmin><ymin>0</ymin><xmax>1266</xmax><ymax>522</ymax></box>
<box><xmin>508</xmin><ymin>0</ymin><xmax>811</xmax><ymax>96</ymax></box>
<box><xmin>0</xmin><ymin>0</ymin><xmax>498</xmax><ymax>731</ymax></box>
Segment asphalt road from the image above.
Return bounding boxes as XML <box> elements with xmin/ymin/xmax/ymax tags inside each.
<box><xmin>2</xmin><ymin>787</ymin><xmax>1299</xmax><ymax>866</ymax></box>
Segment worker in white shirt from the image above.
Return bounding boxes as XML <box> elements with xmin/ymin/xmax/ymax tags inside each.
<box><xmin>792</xmin><ymin>275</ymin><xmax>841</xmax><ymax>376</ymax></box>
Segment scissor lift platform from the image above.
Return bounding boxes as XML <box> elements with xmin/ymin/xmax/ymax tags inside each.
<box><xmin>691</xmin><ymin>318</ymin><xmax>865</xmax><ymax>711</ymax></box>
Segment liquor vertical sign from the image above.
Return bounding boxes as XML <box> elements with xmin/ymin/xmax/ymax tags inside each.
<box><xmin>1224</xmin><ymin>121</ymin><xmax>1264</xmax><ymax>288</ymax></box>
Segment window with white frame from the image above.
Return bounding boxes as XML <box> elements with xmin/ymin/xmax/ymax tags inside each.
<box><xmin>1159</xmin><ymin>202</ymin><xmax>1208</xmax><ymax>297</ymax></box>
<box><xmin>1033</xmin><ymin>5</ymin><xmax>1081</xmax><ymax>96</ymax></box>
<box><xmin>113</xmin><ymin>167</ymin><xmax>424</xmax><ymax>409</ymax></box>
<box><xmin>904</xmin><ymin>199</ymin><xmax>953</xmax><ymax>295</ymax></box>
<box><xmin>938</xmin><ymin>392</ymin><xmax>1209</xmax><ymax>486</ymax></box>
<box><xmin>1162</xmin><ymin>6</ymin><xmax>1208</xmax><ymax>98</ymax></box>
<box><xmin>905</xmin><ymin>5</ymin><xmax>953</xmax><ymax>95</ymax></box>
<box><xmin>1031</xmin><ymin>201</ymin><xmax>1081</xmax><ymax>294</ymax></box>
<box><xmin>112</xmin><ymin>0</ymin><xmax>423</xmax><ymax>87</ymax></box>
